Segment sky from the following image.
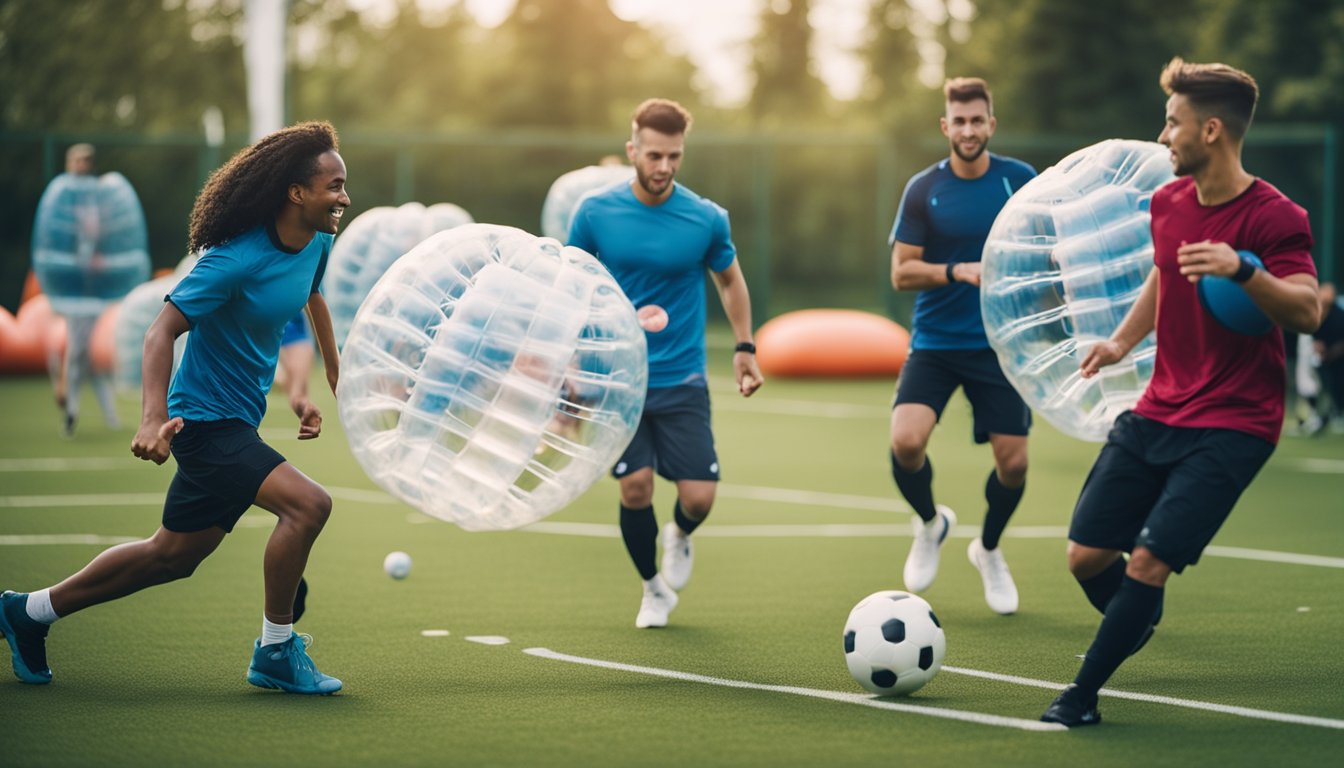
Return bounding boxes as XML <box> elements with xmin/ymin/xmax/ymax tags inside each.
<box><xmin>343</xmin><ymin>0</ymin><xmax>898</xmax><ymax>106</ymax></box>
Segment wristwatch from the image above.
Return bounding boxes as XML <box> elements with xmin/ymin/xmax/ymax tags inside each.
<box><xmin>734</xmin><ymin>341</ymin><xmax>757</xmax><ymax>354</ymax></box>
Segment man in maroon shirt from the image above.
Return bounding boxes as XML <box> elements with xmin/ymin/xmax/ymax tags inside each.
<box><xmin>1041</xmin><ymin>58</ymin><xmax>1321</xmax><ymax>727</ymax></box>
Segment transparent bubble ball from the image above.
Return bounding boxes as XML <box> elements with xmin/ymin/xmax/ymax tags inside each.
<box><xmin>540</xmin><ymin>164</ymin><xmax>634</xmax><ymax>241</ymax></box>
<box><xmin>32</xmin><ymin>172</ymin><xmax>151</xmax><ymax>317</ymax></box>
<box><xmin>981</xmin><ymin>140</ymin><xmax>1175</xmax><ymax>442</ymax></box>
<box><xmin>337</xmin><ymin>224</ymin><xmax>648</xmax><ymax>531</ymax></box>
<box><xmin>114</xmin><ymin>256</ymin><xmax>196</xmax><ymax>391</ymax></box>
<box><xmin>327</xmin><ymin>202</ymin><xmax>474</xmax><ymax>348</ymax></box>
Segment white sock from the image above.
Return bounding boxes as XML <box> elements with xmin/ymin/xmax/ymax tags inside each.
<box><xmin>261</xmin><ymin>617</ymin><xmax>292</xmax><ymax>647</ymax></box>
<box><xmin>26</xmin><ymin>589</ymin><xmax>59</xmax><ymax>624</ymax></box>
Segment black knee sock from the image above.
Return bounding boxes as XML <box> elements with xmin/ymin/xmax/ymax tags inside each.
<box><xmin>1075</xmin><ymin>576</ymin><xmax>1165</xmax><ymax>695</ymax></box>
<box><xmin>620</xmin><ymin>504</ymin><xmax>658</xmax><ymax>581</ymax></box>
<box><xmin>673</xmin><ymin>501</ymin><xmax>704</xmax><ymax>536</ymax></box>
<box><xmin>891</xmin><ymin>453</ymin><xmax>937</xmax><ymax>523</ymax></box>
<box><xmin>1078</xmin><ymin>557</ymin><xmax>1126</xmax><ymax>615</ymax></box>
<box><xmin>980</xmin><ymin>471</ymin><xmax>1024</xmax><ymax>550</ymax></box>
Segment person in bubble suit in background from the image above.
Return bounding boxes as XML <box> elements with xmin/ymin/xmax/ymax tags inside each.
<box><xmin>568</xmin><ymin>98</ymin><xmax>764</xmax><ymax>630</ymax></box>
<box><xmin>50</xmin><ymin>143</ymin><xmax>122</xmax><ymax>437</ymax></box>
<box><xmin>0</xmin><ymin>122</ymin><xmax>347</xmax><ymax>695</ymax></box>
<box><xmin>1041</xmin><ymin>58</ymin><xmax>1320</xmax><ymax>728</ymax></box>
<box><xmin>887</xmin><ymin>78</ymin><xmax>1037</xmax><ymax>616</ymax></box>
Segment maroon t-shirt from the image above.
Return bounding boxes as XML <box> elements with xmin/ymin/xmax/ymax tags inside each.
<box><xmin>1134</xmin><ymin>177</ymin><xmax>1316</xmax><ymax>444</ymax></box>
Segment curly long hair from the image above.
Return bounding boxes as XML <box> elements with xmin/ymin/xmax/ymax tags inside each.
<box><xmin>188</xmin><ymin>121</ymin><xmax>340</xmax><ymax>252</ymax></box>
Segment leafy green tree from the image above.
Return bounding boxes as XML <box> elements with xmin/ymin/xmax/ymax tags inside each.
<box><xmin>748</xmin><ymin>0</ymin><xmax>831</xmax><ymax>127</ymax></box>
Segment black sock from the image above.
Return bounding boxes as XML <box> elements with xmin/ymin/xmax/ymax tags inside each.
<box><xmin>980</xmin><ymin>471</ymin><xmax>1024</xmax><ymax>550</ymax></box>
<box><xmin>891</xmin><ymin>453</ymin><xmax>937</xmax><ymax>523</ymax></box>
<box><xmin>1075</xmin><ymin>576</ymin><xmax>1165</xmax><ymax>695</ymax></box>
<box><xmin>619</xmin><ymin>504</ymin><xmax>658</xmax><ymax>581</ymax></box>
<box><xmin>673</xmin><ymin>501</ymin><xmax>704</xmax><ymax>536</ymax></box>
<box><xmin>292</xmin><ymin>576</ymin><xmax>308</xmax><ymax>624</ymax></box>
<box><xmin>1078</xmin><ymin>558</ymin><xmax>1126</xmax><ymax>615</ymax></box>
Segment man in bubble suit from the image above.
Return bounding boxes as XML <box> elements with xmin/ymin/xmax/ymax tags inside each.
<box><xmin>888</xmin><ymin>78</ymin><xmax>1037</xmax><ymax>615</ymax></box>
<box><xmin>569</xmin><ymin>98</ymin><xmax>764</xmax><ymax>629</ymax></box>
<box><xmin>1041</xmin><ymin>59</ymin><xmax>1320</xmax><ymax>728</ymax></box>
<box><xmin>0</xmin><ymin>122</ymin><xmax>347</xmax><ymax>695</ymax></box>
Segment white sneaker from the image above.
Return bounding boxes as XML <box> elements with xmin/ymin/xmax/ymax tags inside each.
<box><xmin>634</xmin><ymin>574</ymin><xmax>679</xmax><ymax>628</ymax></box>
<box><xmin>903</xmin><ymin>506</ymin><xmax>956</xmax><ymax>593</ymax></box>
<box><xmin>967</xmin><ymin>537</ymin><xmax>1019</xmax><ymax>615</ymax></box>
<box><xmin>660</xmin><ymin>522</ymin><xmax>694</xmax><ymax>591</ymax></box>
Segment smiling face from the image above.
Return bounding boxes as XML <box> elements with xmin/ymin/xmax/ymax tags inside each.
<box><xmin>1158</xmin><ymin>93</ymin><xmax>1210</xmax><ymax>178</ymax></box>
<box><xmin>626</xmin><ymin>128</ymin><xmax>683</xmax><ymax>204</ymax></box>
<box><xmin>296</xmin><ymin>150</ymin><xmax>350</xmax><ymax>234</ymax></box>
<box><xmin>941</xmin><ymin>98</ymin><xmax>995</xmax><ymax>164</ymax></box>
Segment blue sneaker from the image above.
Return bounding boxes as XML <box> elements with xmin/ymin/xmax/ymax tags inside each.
<box><xmin>0</xmin><ymin>591</ymin><xmax>53</xmax><ymax>685</ymax></box>
<box><xmin>247</xmin><ymin>633</ymin><xmax>342</xmax><ymax>695</ymax></box>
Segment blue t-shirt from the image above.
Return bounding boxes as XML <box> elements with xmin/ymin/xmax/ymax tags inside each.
<box><xmin>890</xmin><ymin>154</ymin><xmax>1036</xmax><ymax>349</ymax></box>
<box><xmin>167</xmin><ymin>224</ymin><xmax>331</xmax><ymax>426</ymax></box>
<box><xmin>569</xmin><ymin>181</ymin><xmax>737</xmax><ymax>388</ymax></box>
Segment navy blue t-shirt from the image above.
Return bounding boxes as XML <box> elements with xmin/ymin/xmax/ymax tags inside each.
<box><xmin>167</xmin><ymin>224</ymin><xmax>331</xmax><ymax>426</ymax></box>
<box><xmin>890</xmin><ymin>154</ymin><xmax>1036</xmax><ymax>349</ymax></box>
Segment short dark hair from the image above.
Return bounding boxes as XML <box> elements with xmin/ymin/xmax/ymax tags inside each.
<box><xmin>944</xmin><ymin>77</ymin><xmax>992</xmax><ymax>114</ymax></box>
<box><xmin>1159</xmin><ymin>57</ymin><xmax>1258</xmax><ymax>140</ymax></box>
<box><xmin>631</xmin><ymin>98</ymin><xmax>693</xmax><ymax>137</ymax></box>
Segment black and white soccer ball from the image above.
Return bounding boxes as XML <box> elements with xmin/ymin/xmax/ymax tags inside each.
<box><xmin>843</xmin><ymin>590</ymin><xmax>945</xmax><ymax>695</ymax></box>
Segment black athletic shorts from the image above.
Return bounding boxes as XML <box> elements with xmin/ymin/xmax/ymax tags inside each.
<box><xmin>1069</xmin><ymin>411</ymin><xmax>1275</xmax><ymax>572</ymax></box>
<box><xmin>893</xmin><ymin>347</ymin><xmax>1031</xmax><ymax>444</ymax></box>
<box><xmin>163</xmin><ymin>419</ymin><xmax>286</xmax><ymax>533</ymax></box>
<box><xmin>613</xmin><ymin>384</ymin><xmax>720</xmax><ymax>482</ymax></box>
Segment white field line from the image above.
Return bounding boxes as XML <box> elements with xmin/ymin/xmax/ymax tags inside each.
<box><xmin>942</xmin><ymin>665</ymin><xmax>1344</xmax><ymax>730</ymax></box>
<box><xmin>0</xmin><ymin>534</ymin><xmax>138</xmax><ymax>546</ymax></box>
<box><xmin>520</xmin><ymin>521</ymin><xmax>1071</xmax><ymax>540</ymax></box>
<box><xmin>714</xmin><ymin>398</ymin><xmax>890</xmax><ymax>420</ymax></box>
<box><xmin>0</xmin><ymin>493</ymin><xmax>164</xmax><ymax>508</ymax></box>
<box><xmin>1276</xmin><ymin>457</ymin><xmax>1344</xmax><ymax>474</ymax></box>
<box><xmin>523</xmin><ymin>647</ymin><xmax>1065</xmax><ymax>733</ymax></box>
<box><xmin>0</xmin><ymin>457</ymin><xmax>151</xmax><ymax>472</ymax></box>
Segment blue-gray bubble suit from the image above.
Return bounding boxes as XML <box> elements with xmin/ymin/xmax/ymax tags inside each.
<box><xmin>336</xmin><ymin>224</ymin><xmax>648</xmax><ymax>531</ymax></box>
<box><xmin>540</xmin><ymin>164</ymin><xmax>635</xmax><ymax>242</ymax></box>
<box><xmin>980</xmin><ymin>140</ymin><xmax>1174</xmax><ymax>442</ymax></box>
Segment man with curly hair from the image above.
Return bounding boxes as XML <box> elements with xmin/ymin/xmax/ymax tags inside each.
<box><xmin>0</xmin><ymin>122</ymin><xmax>349</xmax><ymax>695</ymax></box>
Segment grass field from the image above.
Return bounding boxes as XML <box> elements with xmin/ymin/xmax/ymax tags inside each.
<box><xmin>2</xmin><ymin>332</ymin><xmax>1342</xmax><ymax>767</ymax></box>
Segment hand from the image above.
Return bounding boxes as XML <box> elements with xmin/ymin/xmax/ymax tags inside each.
<box><xmin>293</xmin><ymin>398</ymin><xmax>323</xmax><ymax>440</ymax></box>
<box><xmin>1079</xmin><ymin>340</ymin><xmax>1126</xmax><ymax>378</ymax></box>
<box><xmin>1176</xmin><ymin>240</ymin><xmax>1239</xmax><ymax>284</ymax></box>
<box><xmin>952</xmin><ymin>262</ymin><xmax>982</xmax><ymax>287</ymax></box>
<box><xmin>131</xmin><ymin>417</ymin><xmax>183</xmax><ymax>464</ymax></box>
<box><xmin>734</xmin><ymin>352</ymin><xmax>764</xmax><ymax>397</ymax></box>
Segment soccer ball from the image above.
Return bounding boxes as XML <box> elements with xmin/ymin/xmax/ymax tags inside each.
<box><xmin>383</xmin><ymin>551</ymin><xmax>412</xmax><ymax>580</ymax></box>
<box><xmin>843</xmin><ymin>590</ymin><xmax>945</xmax><ymax>695</ymax></box>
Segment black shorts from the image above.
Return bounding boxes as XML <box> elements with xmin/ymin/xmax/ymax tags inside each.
<box><xmin>613</xmin><ymin>384</ymin><xmax>720</xmax><ymax>482</ymax></box>
<box><xmin>1069</xmin><ymin>411</ymin><xmax>1274</xmax><ymax>572</ymax></box>
<box><xmin>163</xmin><ymin>419</ymin><xmax>286</xmax><ymax>533</ymax></box>
<box><xmin>893</xmin><ymin>348</ymin><xmax>1031</xmax><ymax>444</ymax></box>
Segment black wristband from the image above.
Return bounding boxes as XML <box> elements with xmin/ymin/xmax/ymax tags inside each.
<box><xmin>734</xmin><ymin>341</ymin><xmax>756</xmax><ymax>355</ymax></box>
<box><xmin>945</xmin><ymin>262</ymin><xmax>957</xmax><ymax>284</ymax></box>
<box><xmin>1231</xmin><ymin>254</ymin><xmax>1258</xmax><ymax>284</ymax></box>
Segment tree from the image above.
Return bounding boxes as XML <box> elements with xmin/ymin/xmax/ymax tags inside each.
<box><xmin>748</xmin><ymin>0</ymin><xmax>831</xmax><ymax>128</ymax></box>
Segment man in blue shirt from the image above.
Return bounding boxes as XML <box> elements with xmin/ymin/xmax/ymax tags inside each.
<box><xmin>888</xmin><ymin>78</ymin><xmax>1036</xmax><ymax>615</ymax></box>
<box><xmin>570</xmin><ymin>98</ymin><xmax>763</xmax><ymax>629</ymax></box>
<box><xmin>1</xmin><ymin>122</ymin><xmax>348</xmax><ymax>694</ymax></box>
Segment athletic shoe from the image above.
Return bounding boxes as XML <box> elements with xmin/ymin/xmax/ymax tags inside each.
<box><xmin>902</xmin><ymin>506</ymin><xmax>956</xmax><ymax>593</ymax></box>
<box><xmin>0</xmin><ymin>591</ymin><xmax>52</xmax><ymax>685</ymax></box>
<box><xmin>247</xmin><ymin>633</ymin><xmax>342</xmax><ymax>695</ymax></box>
<box><xmin>967</xmin><ymin>538</ymin><xmax>1019</xmax><ymax>615</ymax></box>
<box><xmin>1040</xmin><ymin>684</ymin><xmax>1102</xmax><ymax>727</ymax></box>
<box><xmin>660</xmin><ymin>522</ymin><xmax>694</xmax><ymax>591</ymax></box>
<box><xmin>634</xmin><ymin>575</ymin><xmax>679</xmax><ymax>629</ymax></box>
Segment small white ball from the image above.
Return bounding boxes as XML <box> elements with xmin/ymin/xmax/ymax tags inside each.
<box><xmin>383</xmin><ymin>551</ymin><xmax>412</xmax><ymax>580</ymax></box>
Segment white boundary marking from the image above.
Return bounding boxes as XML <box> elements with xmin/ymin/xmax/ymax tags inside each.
<box><xmin>942</xmin><ymin>666</ymin><xmax>1344</xmax><ymax>730</ymax></box>
<box><xmin>0</xmin><ymin>534</ymin><xmax>138</xmax><ymax>546</ymax></box>
<box><xmin>0</xmin><ymin>457</ymin><xmax>150</xmax><ymax>472</ymax></box>
<box><xmin>523</xmin><ymin>647</ymin><xmax>1065</xmax><ymax>732</ymax></box>
<box><xmin>0</xmin><ymin>493</ymin><xmax>164</xmax><ymax>508</ymax></box>
<box><xmin>466</xmin><ymin>636</ymin><xmax>511</xmax><ymax>646</ymax></box>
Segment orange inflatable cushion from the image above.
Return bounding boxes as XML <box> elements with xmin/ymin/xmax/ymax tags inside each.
<box><xmin>755</xmin><ymin>309</ymin><xmax>910</xmax><ymax>378</ymax></box>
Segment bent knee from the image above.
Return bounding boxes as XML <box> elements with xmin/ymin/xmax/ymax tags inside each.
<box><xmin>1066</xmin><ymin>542</ymin><xmax>1117</xmax><ymax>580</ymax></box>
<box><xmin>890</xmin><ymin>436</ymin><xmax>928</xmax><ymax>470</ymax></box>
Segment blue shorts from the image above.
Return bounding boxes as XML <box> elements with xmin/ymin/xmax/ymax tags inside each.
<box><xmin>893</xmin><ymin>347</ymin><xmax>1031</xmax><ymax>444</ymax></box>
<box><xmin>163</xmin><ymin>419</ymin><xmax>286</xmax><ymax>533</ymax></box>
<box><xmin>280</xmin><ymin>313</ymin><xmax>311</xmax><ymax>347</ymax></box>
<box><xmin>613</xmin><ymin>384</ymin><xmax>720</xmax><ymax>482</ymax></box>
<box><xmin>1069</xmin><ymin>411</ymin><xmax>1274</xmax><ymax>572</ymax></box>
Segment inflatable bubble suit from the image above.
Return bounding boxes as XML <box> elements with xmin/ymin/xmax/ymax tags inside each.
<box><xmin>114</xmin><ymin>255</ymin><xmax>197</xmax><ymax>392</ymax></box>
<box><xmin>326</xmin><ymin>202</ymin><xmax>474</xmax><ymax>348</ymax></box>
<box><xmin>980</xmin><ymin>140</ymin><xmax>1175</xmax><ymax>442</ymax></box>
<box><xmin>337</xmin><ymin>224</ymin><xmax>648</xmax><ymax>531</ymax></box>
<box><xmin>540</xmin><ymin>164</ymin><xmax>634</xmax><ymax>241</ymax></box>
<box><xmin>32</xmin><ymin>172</ymin><xmax>151</xmax><ymax>317</ymax></box>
